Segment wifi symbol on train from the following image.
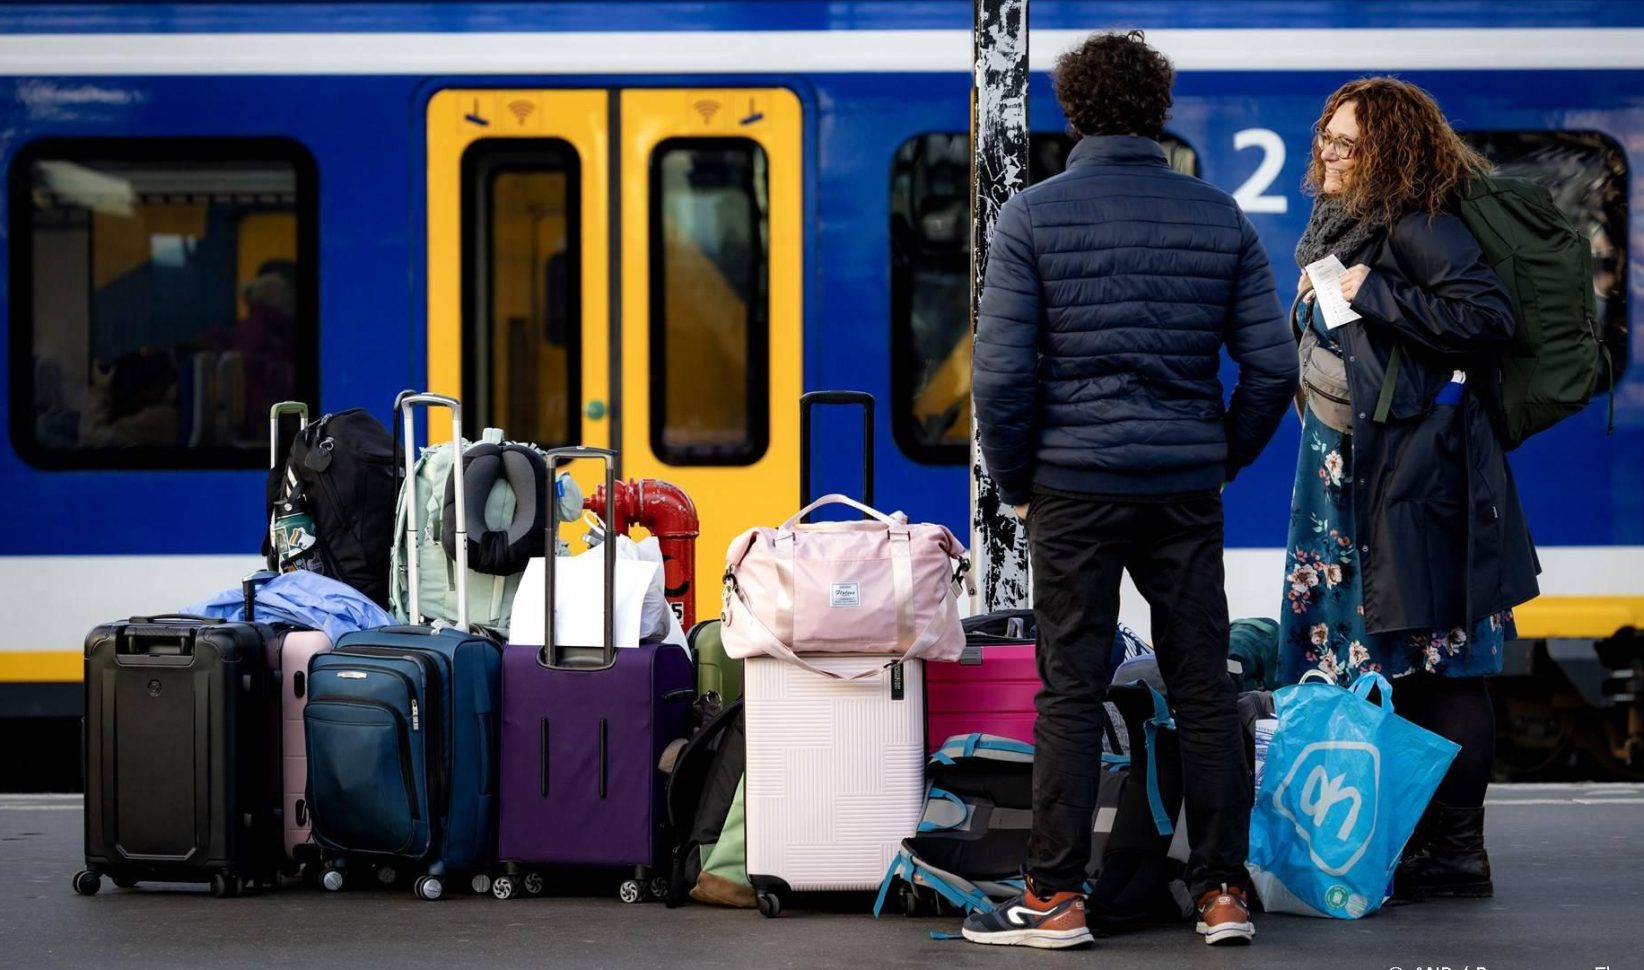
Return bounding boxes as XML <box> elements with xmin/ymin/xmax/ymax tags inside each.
<box><xmin>507</xmin><ymin>100</ymin><xmax>536</xmax><ymax>125</ymax></box>
<box><xmin>693</xmin><ymin>99</ymin><xmax>721</xmax><ymax>124</ymax></box>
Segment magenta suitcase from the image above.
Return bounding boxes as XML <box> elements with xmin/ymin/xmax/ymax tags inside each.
<box><xmin>926</xmin><ymin>642</ymin><xmax>1039</xmax><ymax>746</ymax></box>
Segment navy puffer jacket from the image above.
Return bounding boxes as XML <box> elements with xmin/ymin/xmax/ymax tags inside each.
<box><xmin>974</xmin><ymin>136</ymin><xmax>1297</xmax><ymax>504</ymax></box>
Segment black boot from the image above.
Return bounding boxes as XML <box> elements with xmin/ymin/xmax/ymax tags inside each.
<box><xmin>1395</xmin><ymin>803</ymin><xmax>1493</xmax><ymax>900</ymax></box>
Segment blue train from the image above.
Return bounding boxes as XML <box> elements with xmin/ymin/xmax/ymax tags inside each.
<box><xmin>1</xmin><ymin>1</ymin><xmax>1639</xmax><ymax>776</ymax></box>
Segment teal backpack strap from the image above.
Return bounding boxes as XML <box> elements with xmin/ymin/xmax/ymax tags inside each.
<box><xmin>1142</xmin><ymin>684</ymin><xmax>1176</xmax><ymax>836</ymax></box>
<box><xmin>917</xmin><ymin>788</ymin><xmax>969</xmax><ymax>832</ymax></box>
<box><xmin>872</xmin><ymin>850</ymin><xmax>916</xmax><ymax>918</ymax></box>
<box><xmin>1373</xmin><ymin>343</ymin><xmax>1402</xmax><ymax>424</ymax></box>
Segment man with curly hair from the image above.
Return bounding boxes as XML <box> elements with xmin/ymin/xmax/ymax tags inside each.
<box><xmin>966</xmin><ymin>30</ymin><xmax>1295</xmax><ymax>948</ymax></box>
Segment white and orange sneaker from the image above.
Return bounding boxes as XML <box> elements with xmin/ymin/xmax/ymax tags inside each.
<box><xmin>1195</xmin><ymin>883</ymin><xmax>1255</xmax><ymax>945</ymax></box>
<box><xmin>960</xmin><ymin>881</ymin><xmax>1094</xmax><ymax>949</ymax></box>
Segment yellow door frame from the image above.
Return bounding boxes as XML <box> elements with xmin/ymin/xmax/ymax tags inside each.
<box><xmin>618</xmin><ymin>88</ymin><xmax>804</xmax><ymax>625</ymax></box>
<box><xmin>426</xmin><ymin>86</ymin><xmax>802</xmax><ymax>625</ymax></box>
<box><xmin>425</xmin><ymin>89</ymin><xmax>611</xmax><ymax>450</ymax></box>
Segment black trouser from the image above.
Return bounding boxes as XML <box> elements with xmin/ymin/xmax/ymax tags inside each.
<box><xmin>1025</xmin><ymin>486</ymin><xmax>1251</xmax><ymax>899</ymax></box>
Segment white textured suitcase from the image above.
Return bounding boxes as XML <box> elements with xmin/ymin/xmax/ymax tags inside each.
<box><xmin>744</xmin><ymin>654</ymin><xmax>926</xmax><ymax>916</ymax></box>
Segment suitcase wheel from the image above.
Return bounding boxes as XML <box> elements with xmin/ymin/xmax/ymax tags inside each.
<box><xmin>523</xmin><ymin>873</ymin><xmax>545</xmax><ymax>896</ymax></box>
<box><xmin>648</xmin><ymin>876</ymin><xmax>669</xmax><ymax>900</ymax></box>
<box><xmin>470</xmin><ymin>873</ymin><xmax>492</xmax><ymax>895</ymax></box>
<box><xmin>72</xmin><ymin>870</ymin><xmax>102</xmax><ymax>896</ymax></box>
<box><xmin>618</xmin><ymin>879</ymin><xmax>644</xmax><ymax>904</ymax></box>
<box><xmin>321</xmin><ymin>868</ymin><xmax>346</xmax><ymax>893</ymax></box>
<box><xmin>111</xmin><ymin>874</ymin><xmax>139</xmax><ymax>890</ymax></box>
<box><xmin>375</xmin><ymin>866</ymin><xmax>398</xmax><ymax>886</ymax></box>
<box><xmin>756</xmin><ymin>892</ymin><xmax>782</xmax><ymax>918</ymax></box>
<box><xmin>491</xmin><ymin>876</ymin><xmax>515</xmax><ymax>900</ymax></box>
<box><xmin>209</xmin><ymin>873</ymin><xmax>243</xmax><ymax>899</ymax></box>
<box><xmin>414</xmin><ymin>875</ymin><xmax>443</xmax><ymax>901</ymax></box>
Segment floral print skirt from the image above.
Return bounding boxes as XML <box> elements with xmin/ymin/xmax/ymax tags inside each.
<box><xmin>1276</xmin><ymin>409</ymin><xmax>1512</xmax><ymax>686</ymax></box>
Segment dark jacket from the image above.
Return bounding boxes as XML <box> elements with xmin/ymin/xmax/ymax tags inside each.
<box><xmin>1336</xmin><ymin>210</ymin><xmax>1540</xmax><ymax>633</ymax></box>
<box><xmin>973</xmin><ymin>136</ymin><xmax>1296</xmax><ymax>504</ymax></box>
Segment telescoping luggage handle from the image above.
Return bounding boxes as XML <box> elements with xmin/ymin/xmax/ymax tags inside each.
<box><xmin>398</xmin><ymin>392</ymin><xmax>470</xmax><ymax>631</ymax></box>
<box><xmin>541</xmin><ymin>446</ymin><xmax>617</xmax><ymax>670</ymax></box>
<box><xmin>269</xmin><ymin>401</ymin><xmax>309</xmax><ymax>471</ymax></box>
<box><xmin>799</xmin><ymin>390</ymin><xmax>873</xmax><ymax>521</ymax></box>
<box><xmin>266</xmin><ymin>402</ymin><xmax>310</xmax><ymax>571</ymax></box>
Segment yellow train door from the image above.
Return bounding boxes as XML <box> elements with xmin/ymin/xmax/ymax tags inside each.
<box><xmin>426</xmin><ymin>87</ymin><xmax>803</xmax><ymax>625</ymax></box>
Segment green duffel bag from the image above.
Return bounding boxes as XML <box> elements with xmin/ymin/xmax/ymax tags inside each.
<box><xmin>1228</xmin><ymin>617</ymin><xmax>1280</xmax><ymax>692</ymax></box>
<box><xmin>689</xmin><ymin>618</ymin><xmax>742</xmax><ymax>704</ymax></box>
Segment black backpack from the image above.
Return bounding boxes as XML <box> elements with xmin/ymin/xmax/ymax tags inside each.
<box><xmin>264</xmin><ymin>408</ymin><xmax>397</xmax><ymax>607</ymax></box>
<box><xmin>665</xmin><ymin>698</ymin><xmax>750</xmax><ymax>908</ymax></box>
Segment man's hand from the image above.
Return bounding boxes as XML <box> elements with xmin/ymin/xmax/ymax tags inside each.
<box><xmin>1012</xmin><ymin>503</ymin><xmax>1031</xmax><ymax>521</ymax></box>
<box><xmin>1339</xmin><ymin>264</ymin><xmax>1371</xmax><ymax>303</ymax></box>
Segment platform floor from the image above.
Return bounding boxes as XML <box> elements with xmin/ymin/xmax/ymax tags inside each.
<box><xmin>4</xmin><ymin>786</ymin><xmax>1641</xmax><ymax>969</ymax></box>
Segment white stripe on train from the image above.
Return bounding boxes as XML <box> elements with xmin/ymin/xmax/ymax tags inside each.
<box><xmin>1</xmin><ymin>28</ymin><xmax>1644</xmax><ymax>76</ymax></box>
<box><xmin>0</xmin><ymin>546</ymin><xmax>1637</xmax><ymax>652</ymax></box>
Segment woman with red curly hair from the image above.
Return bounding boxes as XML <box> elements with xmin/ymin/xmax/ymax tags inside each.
<box><xmin>1280</xmin><ymin>77</ymin><xmax>1540</xmax><ymax>900</ymax></box>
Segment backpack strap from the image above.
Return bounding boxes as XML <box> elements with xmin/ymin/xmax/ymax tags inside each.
<box><xmin>1373</xmin><ymin>343</ymin><xmax>1402</xmax><ymax>425</ymax></box>
<box><xmin>1140</xmin><ymin>683</ymin><xmax>1177</xmax><ymax>837</ymax></box>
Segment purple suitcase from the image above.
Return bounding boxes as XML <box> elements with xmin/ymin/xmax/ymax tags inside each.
<box><xmin>494</xmin><ymin>447</ymin><xmax>695</xmax><ymax>903</ymax></box>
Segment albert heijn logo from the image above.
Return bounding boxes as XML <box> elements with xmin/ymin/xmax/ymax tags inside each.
<box><xmin>1270</xmin><ymin>741</ymin><xmax>1379</xmax><ymax>877</ymax></box>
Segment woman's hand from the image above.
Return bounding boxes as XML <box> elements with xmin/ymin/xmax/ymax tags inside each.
<box><xmin>1012</xmin><ymin>503</ymin><xmax>1030</xmax><ymax>521</ymax></box>
<box><xmin>1339</xmin><ymin>264</ymin><xmax>1371</xmax><ymax>303</ymax></box>
<box><xmin>1297</xmin><ymin>272</ymin><xmax>1315</xmax><ymax>304</ymax></box>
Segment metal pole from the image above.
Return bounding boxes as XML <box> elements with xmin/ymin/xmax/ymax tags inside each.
<box><xmin>970</xmin><ymin>0</ymin><xmax>1031</xmax><ymax>613</ymax></box>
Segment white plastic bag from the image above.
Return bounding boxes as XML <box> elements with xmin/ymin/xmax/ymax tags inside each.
<box><xmin>509</xmin><ymin>549</ymin><xmax>661</xmax><ymax>649</ymax></box>
<box><xmin>615</xmin><ymin>535</ymin><xmax>673</xmax><ymax>643</ymax></box>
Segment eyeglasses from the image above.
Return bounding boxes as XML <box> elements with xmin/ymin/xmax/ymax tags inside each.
<box><xmin>1316</xmin><ymin>129</ymin><xmax>1358</xmax><ymax>160</ymax></box>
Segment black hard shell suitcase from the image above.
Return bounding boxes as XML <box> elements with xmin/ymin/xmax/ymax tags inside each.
<box><xmin>76</xmin><ymin>614</ymin><xmax>282</xmax><ymax>897</ymax></box>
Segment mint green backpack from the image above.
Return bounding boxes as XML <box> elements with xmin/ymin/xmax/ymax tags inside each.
<box><xmin>389</xmin><ymin>428</ymin><xmax>581</xmax><ymax>634</ymax></box>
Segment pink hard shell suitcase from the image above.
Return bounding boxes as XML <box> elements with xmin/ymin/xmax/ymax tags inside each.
<box><xmin>927</xmin><ymin>611</ymin><xmax>1151</xmax><ymax>750</ymax></box>
<box><xmin>264</xmin><ymin>402</ymin><xmax>335</xmax><ymax>868</ymax></box>
<box><xmin>279</xmin><ymin>629</ymin><xmax>332</xmax><ymax>865</ymax></box>
<box><xmin>926</xmin><ymin>641</ymin><xmax>1039</xmax><ymax>746</ymax></box>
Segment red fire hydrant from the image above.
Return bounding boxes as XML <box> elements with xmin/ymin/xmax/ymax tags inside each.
<box><xmin>584</xmin><ymin>479</ymin><xmax>700</xmax><ymax>630</ymax></box>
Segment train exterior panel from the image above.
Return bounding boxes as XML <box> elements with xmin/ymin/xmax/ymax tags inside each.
<box><xmin>1</xmin><ymin>3</ymin><xmax>1640</xmax><ymax>759</ymax></box>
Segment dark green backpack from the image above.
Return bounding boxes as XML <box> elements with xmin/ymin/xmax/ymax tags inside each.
<box><xmin>1377</xmin><ymin>175</ymin><xmax>1607</xmax><ymax>447</ymax></box>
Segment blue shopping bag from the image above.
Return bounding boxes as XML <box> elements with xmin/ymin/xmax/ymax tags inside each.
<box><xmin>1247</xmin><ymin>673</ymin><xmax>1460</xmax><ymax>919</ymax></box>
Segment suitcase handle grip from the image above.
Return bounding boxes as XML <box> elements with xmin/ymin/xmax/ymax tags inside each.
<box><xmin>125</xmin><ymin>613</ymin><xmax>223</xmax><ymax>625</ymax></box>
<box><xmin>117</xmin><ymin>617</ymin><xmax>222</xmax><ymax>658</ymax></box>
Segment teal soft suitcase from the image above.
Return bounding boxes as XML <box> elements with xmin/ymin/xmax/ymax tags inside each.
<box><xmin>304</xmin><ymin>392</ymin><xmax>502</xmax><ymax>901</ymax></box>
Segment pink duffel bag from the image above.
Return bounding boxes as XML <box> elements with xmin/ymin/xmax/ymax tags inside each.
<box><xmin>721</xmin><ymin>494</ymin><xmax>973</xmax><ymax>679</ymax></box>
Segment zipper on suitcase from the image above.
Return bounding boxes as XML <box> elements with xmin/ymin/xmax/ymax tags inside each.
<box><xmin>411</xmin><ymin>699</ymin><xmax>419</xmax><ymax>731</ymax></box>
<box><xmin>305</xmin><ymin>698</ymin><xmax>421</xmax><ymax>822</ymax></box>
<box><xmin>334</xmin><ymin>646</ymin><xmax>448</xmax><ymax>821</ymax></box>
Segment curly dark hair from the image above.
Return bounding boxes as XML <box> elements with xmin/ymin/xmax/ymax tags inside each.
<box><xmin>1305</xmin><ymin>77</ymin><xmax>1492</xmax><ymax>227</ymax></box>
<box><xmin>1052</xmin><ymin>30</ymin><xmax>1174</xmax><ymax>140</ymax></box>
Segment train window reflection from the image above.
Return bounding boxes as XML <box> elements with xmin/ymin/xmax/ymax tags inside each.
<box><xmin>1461</xmin><ymin>130</ymin><xmax>1629</xmax><ymax>390</ymax></box>
<box><xmin>649</xmin><ymin>138</ymin><xmax>770</xmax><ymax>466</ymax></box>
<box><xmin>889</xmin><ymin>132</ymin><xmax>1201</xmax><ymax>464</ymax></box>
<box><xmin>10</xmin><ymin>138</ymin><xmax>317</xmax><ymax>469</ymax></box>
<box><xmin>463</xmin><ymin>139</ymin><xmax>582</xmax><ymax>448</ymax></box>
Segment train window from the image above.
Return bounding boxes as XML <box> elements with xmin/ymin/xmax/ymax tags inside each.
<box><xmin>889</xmin><ymin>132</ymin><xmax>1201</xmax><ymax>464</ymax></box>
<box><xmin>462</xmin><ymin>140</ymin><xmax>582</xmax><ymax>447</ymax></box>
<box><xmin>649</xmin><ymin>138</ymin><xmax>770</xmax><ymax>466</ymax></box>
<box><xmin>9</xmin><ymin>138</ymin><xmax>317</xmax><ymax>469</ymax></box>
<box><xmin>1460</xmin><ymin>131</ymin><xmax>1629</xmax><ymax>390</ymax></box>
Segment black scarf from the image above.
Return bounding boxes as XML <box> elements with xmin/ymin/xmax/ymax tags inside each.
<box><xmin>1294</xmin><ymin>196</ymin><xmax>1377</xmax><ymax>269</ymax></box>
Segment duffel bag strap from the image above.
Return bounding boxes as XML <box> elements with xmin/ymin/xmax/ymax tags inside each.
<box><xmin>782</xmin><ymin>492</ymin><xmax>906</xmax><ymax>530</ymax></box>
